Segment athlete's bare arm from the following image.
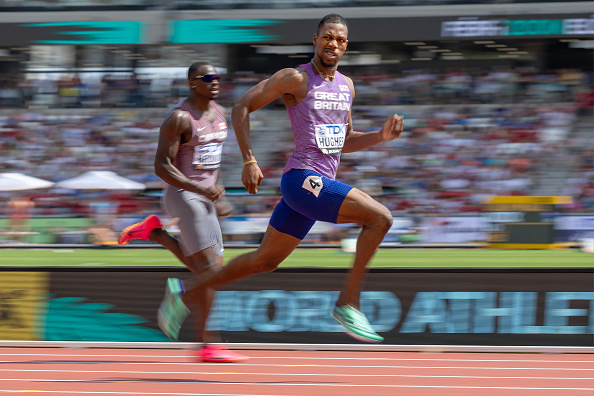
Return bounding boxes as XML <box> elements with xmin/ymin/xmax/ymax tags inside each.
<box><xmin>154</xmin><ymin>110</ymin><xmax>224</xmax><ymax>201</ymax></box>
<box><xmin>341</xmin><ymin>75</ymin><xmax>404</xmax><ymax>153</ymax></box>
<box><xmin>232</xmin><ymin>68</ymin><xmax>307</xmax><ymax>194</ymax></box>
<box><xmin>214</xmin><ymin>169</ymin><xmax>234</xmax><ymax>217</ymax></box>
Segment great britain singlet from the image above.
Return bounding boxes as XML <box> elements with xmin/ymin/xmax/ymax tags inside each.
<box><xmin>170</xmin><ymin>99</ymin><xmax>228</xmax><ymax>188</ymax></box>
<box><xmin>283</xmin><ymin>62</ymin><xmax>353</xmax><ymax>180</ymax></box>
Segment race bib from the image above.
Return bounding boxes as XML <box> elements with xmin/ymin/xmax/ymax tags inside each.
<box><xmin>302</xmin><ymin>175</ymin><xmax>323</xmax><ymax>197</ymax></box>
<box><xmin>314</xmin><ymin>124</ymin><xmax>346</xmax><ymax>155</ymax></box>
<box><xmin>193</xmin><ymin>143</ymin><xmax>222</xmax><ymax>170</ymax></box>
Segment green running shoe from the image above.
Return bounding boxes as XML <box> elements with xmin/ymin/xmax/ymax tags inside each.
<box><xmin>157</xmin><ymin>278</ymin><xmax>189</xmax><ymax>340</ymax></box>
<box><xmin>332</xmin><ymin>304</ymin><xmax>384</xmax><ymax>343</ymax></box>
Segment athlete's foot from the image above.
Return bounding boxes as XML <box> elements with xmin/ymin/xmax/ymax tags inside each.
<box><xmin>157</xmin><ymin>278</ymin><xmax>189</xmax><ymax>340</ymax></box>
<box><xmin>118</xmin><ymin>214</ymin><xmax>162</xmax><ymax>245</ymax></box>
<box><xmin>332</xmin><ymin>304</ymin><xmax>384</xmax><ymax>343</ymax></box>
<box><xmin>193</xmin><ymin>345</ymin><xmax>250</xmax><ymax>363</ymax></box>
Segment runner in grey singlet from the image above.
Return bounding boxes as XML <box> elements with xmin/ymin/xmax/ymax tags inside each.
<box><xmin>119</xmin><ymin>63</ymin><xmax>250</xmax><ymax>361</ymax></box>
<box><xmin>163</xmin><ymin>99</ymin><xmax>228</xmax><ymax>257</ymax></box>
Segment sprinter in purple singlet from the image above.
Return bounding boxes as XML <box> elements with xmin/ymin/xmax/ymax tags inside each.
<box><xmin>158</xmin><ymin>14</ymin><xmax>405</xmax><ymax>343</ymax></box>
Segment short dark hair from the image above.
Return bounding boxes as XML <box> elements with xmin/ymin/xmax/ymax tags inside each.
<box><xmin>317</xmin><ymin>14</ymin><xmax>348</xmax><ymax>34</ymax></box>
<box><xmin>188</xmin><ymin>62</ymin><xmax>207</xmax><ymax>79</ymax></box>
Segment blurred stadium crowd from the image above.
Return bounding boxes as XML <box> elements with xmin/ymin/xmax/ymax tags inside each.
<box><xmin>0</xmin><ymin>0</ymin><xmax>592</xmax><ymax>244</ymax></box>
<box><xmin>1</xmin><ymin>66</ymin><xmax>592</xmax><ymax>231</ymax></box>
<box><xmin>1</xmin><ymin>66</ymin><xmax>592</xmax><ymax>110</ymax></box>
<box><xmin>0</xmin><ymin>0</ymin><xmax>575</xmax><ymax>11</ymax></box>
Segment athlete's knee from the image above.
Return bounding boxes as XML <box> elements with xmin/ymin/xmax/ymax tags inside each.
<box><xmin>373</xmin><ymin>205</ymin><xmax>393</xmax><ymax>233</ymax></box>
<box><xmin>187</xmin><ymin>248</ymin><xmax>223</xmax><ymax>275</ymax></box>
<box><xmin>255</xmin><ymin>256</ymin><xmax>283</xmax><ymax>273</ymax></box>
<box><xmin>250</xmin><ymin>249</ymin><xmax>286</xmax><ymax>273</ymax></box>
<box><xmin>188</xmin><ymin>258</ymin><xmax>219</xmax><ymax>275</ymax></box>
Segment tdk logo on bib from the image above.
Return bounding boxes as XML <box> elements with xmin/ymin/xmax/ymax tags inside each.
<box><xmin>315</xmin><ymin>124</ymin><xmax>346</xmax><ymax>155</ymax></box>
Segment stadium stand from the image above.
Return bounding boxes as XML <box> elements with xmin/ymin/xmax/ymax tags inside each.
<box><xmin>0</xmin><ymin>0</ymin><xmax>592</xmax><ymax>245</ymax></box>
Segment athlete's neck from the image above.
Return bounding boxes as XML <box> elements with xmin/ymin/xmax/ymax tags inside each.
<box><xmin>186</xmin><ymin>97</ymin><xmax>211</xmax><ymax>113</ymax></box>
<box><xmin>186</xmin><ymin>98</ymin><xmax>216</xmax><ymax>123</ymax></box>
<box><xmin>310</xmin><ymin>59</ymin><xmax>335</xmax><ymax>82</ymax></box>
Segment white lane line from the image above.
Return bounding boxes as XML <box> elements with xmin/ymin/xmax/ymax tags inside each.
<box><xmin>0</xmin><ymin>353</ymin><xmax>594</xmax><ymax>369</ymax></box>
<box><xmin>0</xmin><ymin>393</ymin><xmax>303</xmax><ymax>396</ymax></box>
<box><xmin>0</xmin><ymin>380</ymin><xmax>592</xmax><ymax>392</ymax></box>
<box><xmin>0</xmin><ymin>361</ymin><xmax>591</xmax><ymax>371</ymax></box>
<box><xmin>0</xmin><ymin>368</ymin><xmax>591</xmax><ymax>380</ymax></box>
<box><xmin>0</xmin><ymin>353</ymin><xmax>592</xmax><ymax>364</ymax></box>
<box><xmin>2</xmin><ymin>342</ymin><xmax>591</xmax><ymax>355</ymax></box>
<box><xmin>0</xmin><ymin>392</ymin><xmax>305</xmax><ymax>396</ymax></box>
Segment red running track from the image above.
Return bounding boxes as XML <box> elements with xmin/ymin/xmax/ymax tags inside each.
<box><xmin>0</xmin><ymin>347</ymin><xmax>592</xmax><ymax>396</ymax></box>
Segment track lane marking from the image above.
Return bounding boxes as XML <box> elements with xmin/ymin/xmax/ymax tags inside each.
<box><xmin>0</xmin><ymin>369</ymin><xmax>591</xmax><ymax>380</ymax></box>
<box><xmin>1</xmin><ymin>353</ymin><xmax>592</xmax><ymax>364</ymax></box>
<box><xmin>0</xmin><ymin>380</ymin><xmax>592</xmax><ymax>392</ymax></box>
<box><xmin>1</xmin><ymin>362</ymin><xmax>591</xmax><ymax>370</ymax></box>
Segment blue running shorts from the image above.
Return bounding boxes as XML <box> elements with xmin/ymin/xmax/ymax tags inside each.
<box><xmin>269</xmin><ymin>169</ymin><xmax>353</xmax><ymax>240</ymax></box>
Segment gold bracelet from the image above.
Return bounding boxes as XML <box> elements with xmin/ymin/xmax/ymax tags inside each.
<box><xmin>243</xmin><ymin>160</ymin><xmax>257</xmax><ymax>166</ymax></box>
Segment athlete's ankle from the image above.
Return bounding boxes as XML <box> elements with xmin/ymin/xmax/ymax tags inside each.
<box><xmin>336</xmin><ymin>301</ymin><xmax>360</xmax><ymax>310</ymax></box>
<box><xmin>148</xmin><ymin>227</ymin><xmax>162</xmax><ymax>240</ymax></box>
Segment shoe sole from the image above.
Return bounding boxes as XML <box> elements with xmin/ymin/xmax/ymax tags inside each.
<box><xmin>117</xmin><ymin>226</ymin><xmax>135</xmax><ymax>245</ymax></box>
<box><xmin>118</xmin><ymin>222</ymin><xmax>145</xmax><ymax>245</ymax></box>
<box><xmin>157</xmin><ymin>300</ymin><xmax>178</xmax><ymax>340</ymax></box>
<box><xmin>157</xmin><ymin>278</ymin><xmax>187</xmax><ymax>340</ymax></box>
<box><xmin>157</xmin><ymin>305</ymin><xmax>177</xmax><ymax>340</ymax></box>
<box><xmin>197</xmin><ymin>350</ymin><xmax>250</xmax><ymax>363</ymax></box>
<box><xmin>332</xmin><ymin>311</ymin><xmax>384</xmax><ymax>343</ymax></box>
<box><xmin>202</xmin><ymin>356</ymin><xmax>250</xmax><ymax>363</ymax></box>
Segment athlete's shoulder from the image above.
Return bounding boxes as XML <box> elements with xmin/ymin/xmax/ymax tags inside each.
<box><xmin>170</xmin><ymin>107</ymin><xmax>191</xmax><ymax>121</ymax></box>
<box><xmin>168</xmin><ymin>100</ymin><xmax>189</xmax><ymax>117</ymax></box>
<box><xmin>339</xmin><ymin>72</ymin><xmax>355</xmax><ymax>94</ymax></box>
<box><xmin>161</xmin><ymin>106</ymin><xmax>191</xmax><ymax>131</ymax></box>
<box><xmin>338</xmin><ymin>70</ymin><xmax>353</xmax><ymax>84</ymax></box>
<box><xmin>266</xmin><ymin>67</ymin><xmax>308</xmax><ymax>96</ymax></box>
<box><xmin>272</xmin><ymin>66</ymin><xmax>307</xmax><ymax>82</ymax></box>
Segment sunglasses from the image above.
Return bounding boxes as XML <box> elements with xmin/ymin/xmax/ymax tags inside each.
<box><xmin>191</xmin><ymin>74</ymin><xmax>221</xmax><ymax>83</ymax></box>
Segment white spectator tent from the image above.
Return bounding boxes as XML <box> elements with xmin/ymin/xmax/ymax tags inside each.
<box><xmin>55</xmin><ymin>171</ymin><xmax>146</xmax><ymax>191</ymax></box>
<box><xmin>0</xmin><ymin>172</ymin><xmax>55</xmax><ymax>191</ymax></box>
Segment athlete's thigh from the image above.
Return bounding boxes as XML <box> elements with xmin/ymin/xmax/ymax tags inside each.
<box><xmin>336</xmin><ymin>187</ymin><xmax>391</xmax><ymax>225</ymax></box>
<box><xmin>280</xmin><ymin>169</ymin><xmax>352</xmax><ymax>224</ymax></box>
<box><xmin>163</xmin><ymin>186</ymin><xmax>223</xmax><ymax>257</ymax></box>
<box><xmin>269</xmin><ymin>196</ymin><xmax>316</xmax><ymax>240</ymax></box>
<box><xmin>256</xmin><ymin>224</ymin><xmax>303</xmax><ymax>263</ymax></box>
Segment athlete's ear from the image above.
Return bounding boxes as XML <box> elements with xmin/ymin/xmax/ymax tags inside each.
<box><xmin>313</xmin><ymin>34</ymin><xmax>318</xmax><ymax>46</ymax></box>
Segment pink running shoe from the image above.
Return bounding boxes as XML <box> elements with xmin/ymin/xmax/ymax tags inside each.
<box><xmin>118</xmin><ymin>215</ymin><xmax>162</xmax><ymax>245</ymax></box>
<box><xmin>195</xmin><ymin>345</ymin><xmax>250</xmax><ymax>363</ymax></box>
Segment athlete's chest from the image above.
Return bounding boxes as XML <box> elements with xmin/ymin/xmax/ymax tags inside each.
<box><xmin>306</xmin><ymin>83</ymin><xmax>352</xmax><ymax>112</ymax></box>
<box><xmin>192</xmin><ymin>117</ymin><xmax>228</xmax><ymax>145</ymax></box>
<box><xmin>187</xmin><ymin>116</ymin><xmax>228</xmax><ymax>171</ymax></box>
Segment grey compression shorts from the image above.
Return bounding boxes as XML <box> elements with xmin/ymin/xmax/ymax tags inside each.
<box><xmin>162</xmin><ymin>185</ymin><xmax>223</xmax><ymax>257</ymax></box>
